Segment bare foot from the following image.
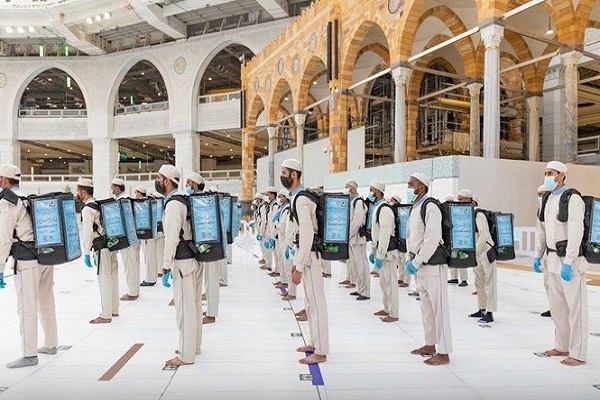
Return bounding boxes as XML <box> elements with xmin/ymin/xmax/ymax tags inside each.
<box><xmin>373</xmin><ymin>310</ymin><xmax>389</xmax><ymax>316</ymax></box>
<box><xmin>424</xmin><ymin>353</ymin><xmax>450</xmax><ymax>365</ymax></box>
<box><xmin>398</xmin><ymin>283</ymin><xmax>409</xmax><ymax>287</ymax></box>
<box><xmin>89</xmin><ymin>316</ymin><xmax>111</xmax><ymax>324</ymax></box>
<box><xmin>202</xmin><ymin>293</ymin><xmax>207</xmax><ymax>301</ymax></box>
<box><xmin>202</xmin><ymin>316</ymin><xmax>216</xmax><ymax>324</ymax></box>
<box><xmin>345</xmin><ymin>283</ymin><xmax>356</xmax><ymax>288</ymax></box>
<box><xmin>544</xmin><ymin>349</ymin><xmax>569</xmax><ymax>357</ymax></box>
<box><xmin>411</xmin><ymin>345</ymin><xmax>436</xmax><ymax>356</ymax></box>
<box><xmin>296</xmin><ymin>345</ymin><xmax>315</xmax><ymax>353</ymax></box>
<box><xmin>381</xmin><ymin>316</ymin><xmax>399</xmax><ymax>323</ymax></box>
<box><xmin>295</xmin><ymin>309</ymin><xmax>306</xmax><ymax>317</ymax></box>
<box><xmin>165</xmin><ymin>357</ymin><xmax>193</xmax><ymax>367</ymax></box>
<box><xmin>299</xmin><ymin>354</ymin><xmax>327</xmax><ymax>364</ymax></box>
<box><xmin>561</xmin><ymin>357</ymin><xmax>586</xmax><ymax>366</ymax></box>
<box><xmin>282</xmin><ymin>295</ymin><xmax>296</xmax><ymax>301</ymax></box>
<box><xmin>296</xmin><ymin>314</ymin><xmax>308</xmax><ymax>321</ymax></box>
<box><xmin>339</xmin><ymin>279</ymin><xmax>350</xmax><ymax>285</ymax></box>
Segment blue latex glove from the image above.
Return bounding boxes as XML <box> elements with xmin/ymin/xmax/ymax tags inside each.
<box><xmin>256</xmin><ymin>234</ymin><xmax>263</xmax><ymax>242</ymax></box>
<box><xmin>375</xmin><ymin>258</ymin><xmax>384</xmax><ymax>270</ymax></box>
<box><xmin>84</xmin><ymin>254</ymin><xmax>93</xmax><ymax>268</ymax></box>
<box><xmin>368</xmin><ymin>253</ymin><xmax>375</xmax><ymax>264</ymax></box>
<box><xmin>533</xmin><ymin>257</ymin><xmax>542</xmax><ymax>273</ymax></box>
<box><xmin>273</xmin><ymin>212</ymin><xmax>281</xmax><ymax>222</ymax></box>
<box><xmin>290</xmin><ymin>247</ymin><xmax>296</xmax><ymax>256</ymax></box>
<box><xmin>0</xmin><ymin>272</ymin><xmax>5</xmax><ymax>289</ymax></box>
<box><xmin>284</xmin><ymin>247</ymin><xmax>290</xmax><ymax>260</ymax></box>
<box><xmin>561</xmin><ymin>264</ymin><xmax>572</xmax><ymax>281</ymax></box>
<box><xmin>406</xmin><ymin>260</ymin><xmax>417</xmax><ymax>275</ymax></box>
<box><xmin>249</xmin><ymin>221</ymin><xmax>255</xmax><ymax>229</ymax></box>
<box><xmin>162</xmin><ymin>271</ymin><xmax>172</xmax><ymax>288</ymax></box>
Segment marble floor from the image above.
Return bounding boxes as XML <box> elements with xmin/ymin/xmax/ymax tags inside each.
<box><xmin>1</xmin><ymin>232</ymin><xmax>600</xmax><ymax>400</ymax></box>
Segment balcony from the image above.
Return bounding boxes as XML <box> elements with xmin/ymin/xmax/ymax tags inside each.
<box><xmin>18</xmin><ymin>109</ymin><xmax>88</xmax><ymax>140</ymax></box>
<box><xmin>197</xmin><ymin>91</ymin><xmax>241</xmax><ymax>131</ymax></box>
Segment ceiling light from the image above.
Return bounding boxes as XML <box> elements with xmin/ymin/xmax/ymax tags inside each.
<box><xmin>59</xmin><ymin>156</ymin><xmax>62</xmax><ymax>159</ymax></box>
<box><xmin>158</xmin><ymin>92</ymin><xmax>162</xmax><ymax>96</ymax></box>
<box><xmin>44</xmin><ymin>153</ymin><xmax>48</xmax><ymax>156</ymax></box>
<box><xmin>48</xmin><ymin>78</ymin><xmax>52</xmax><ymax>81</ymax></box>
<box><xmin>229</xmin><ymin>148</ymin><xmax>233</xmax><ymax>152</ymax></box>
<box><xmin>141</xmin><ymin>72</ymin><xmax>145</xmax><ymax>75</ymax></box>
<box><xmin>545</xmin><ymin>16</ymin><xmax>554</xmax><ymax>35</ymax></box>
<box><xmin>86</xmin><ymin>16</ymin><xmax>93</xmax><ymax>24</ymax></box>
<box><xmin>28</xmin><ymin>26</ymin><xmax>35</xmax><ymax>33</ymax></box>
<box><xmin>82</xmin><ymin>153</ymin><xmax>86</xmax><ymax>156</ymax></box>
<box><xmin>16</xmin><ymin>26</ymin><xmax>24</xmax><ymax>33</ymax></box>
<box><xmin>47</xmin><ymin>97</ymin><xmax>50</xmax><ymax>100</ymax></box>
<box><xmin>95</xmin><ymin>15</ymin><xmax>102</xmax><ymax>22</ymax></box>
<box><xmin>313</xmin><ymin>81</ymin><xmax>318</xmax><ymax>85</ymax></box>
<box><xmin>50</xmin><ymin>159</ymin><xmax>53</xmax><ymax>162</ymax></box>
<box><xmin>210</xmin><ymin>155</ymin><xmax>213</xmax><ymax>158</ymax></box>
<box><xmin>104</xmin><ymin>12</ymin><xmax>111</xmax><ymax>20</ymax></box>
<box><xmin>284</xmin><ymin>97</ymin><xmax>289</xmax><ymax>101</ymax></box>
<box><xmin>208</xmin><ymin>77</ymin><xmax>212</xmax><ymax>81</ymax></box>
<box><xmin>5</xmin><ymin>27</ymin><xmax>13</xmax><ymax>33</ymax></box>
<box><xmin>145</xmin><ymin>141</ymin><xmax>148</xmax><ymax>144</ymax></box>
<box><xmin>27</xmin><ymin>149</ymin><xmax>30</xmax><ymax>153</ymax></box>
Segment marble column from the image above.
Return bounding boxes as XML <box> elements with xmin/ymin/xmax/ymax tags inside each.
<box><xmin>392</xmin><ymin>66</ymin><xmax>411</xmax><ymax>163</ymax></box>
<box><xmin>467</xmin><ymin>82</ymin><xmax>483</xmax><ymax>157</ymax></box>
<box><xmin>241</xmin><ymin>127</ymin><xmax>256</xmax><ymax>202</ymax></box>
<box><xmin>267</xmin><ymin>124</ymin><xmax>276</xmax><ymax>187</ymax></box>
<box><xmin>173</xmin><ymin>129</ymin><xmax>200</xmax><ymax>189</ymax></box>
<box><xmin>92</xmin><ymin>137</ymin><xmax>119</xmax><ymax>199</ymax></box>
<box><xmin>526</xmin><ymin>95</ymin><xmax>542</xmax><ymax>161</ymax></box>
<box><xmin>294</xmin><ymin>112</ymin><xmax>307</xmax><ymax>170</ymax></box>
<box><xmin>481</xmin><ymin>23</ymin><xmax>504</xmax><ymax>159</ymax></box>
<box><xmin>0</xmin><ymin>138</ymin><xmax>21</xmax><ymax>167</ymax></box>
<box><xmin>561</xmin><ymin>50</ymin><xmax>581</xmax><ymax>163</ymax></box>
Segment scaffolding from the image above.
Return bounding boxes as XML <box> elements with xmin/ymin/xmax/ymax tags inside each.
<box><xmin>365</xmin><ymin>74</ymin><xmax>394</xmax><ymax>167</ymax></box>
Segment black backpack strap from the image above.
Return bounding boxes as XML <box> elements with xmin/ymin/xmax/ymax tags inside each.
<box><xmin>538</xmin><ymin>191</ymin><xmax>552</xmax><ymax>222</ymax></box>
<box><xmin>291</xmin><ymin>190</ymin><xmax>317</xmax><ymax>224</ymax></box>
<box><xmin>557</xmin><ymin>189</ymin><xmax>581</xmax><ymax>223</ymax></box>
<box><xmin>420</xmin><ymin>198</ymin><xmax>440</xmax><ymax>225</ymax></box>
<box><xmin>83</xmin><ymin>202</ymin><xmax>102</xmax><ymax>233</ymax></box>
<box><xmin>165</xmin><ymin>194</ymin><xmax>190</xmax><ymax>219</ymax></box>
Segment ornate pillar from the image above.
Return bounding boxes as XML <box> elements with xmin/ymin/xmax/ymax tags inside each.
<box><xmin>481</xmin><ymin>23</ymin><xmax>504</xmax><ymax>159</ymax></box>
<box><xmin>467</xmin><ymin>82</ymin><xmax>483</xmax><ymax>156</ymax></box>
<box><xmin>0</xmin><ymin>138</ymin><xmax>20</xmax><ymax>167</ymax></box>
<box><xmin>241</xmin><ymin>127</ymin><xmax>255</xmax><ymax>202</ymax></box>
<box><xmin>92</xmin><ymin>138</ymin><xmax>118</xmax><ymax>199</ymax></box>
<box><xmin>173</xmin><ymin>130</ymin><xmax>200</xmax><ymax>189</ymax></box>
<box><xmin>294</xmin><ymin>112</ymin><xmax>307</xmax><ymax>171</ymax></box>
<box><xmin>561</xmin><ymin>50</ymin><xmax>581</xmax><ymax>163</ymax></box>
<box><xmin>328</xmin><ymin>88</ymin><xmax>347</xmax><ymax>173</ymax></box>
<box><xmin>267</xmin><ymin>124</ymin><xmax>276</xmax><ymax>187</ymax></box>
<box><xmin>392</xmin><ymin>66</ymin><xmax>411</xmax><ymax>163</ymax></box>
<box><xmin>526</xmin><ymin>95</ymin><xmax>542</xmax><ymax>161</ymax></box>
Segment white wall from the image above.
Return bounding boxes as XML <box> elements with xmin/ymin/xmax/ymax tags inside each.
<box><xmin>113</xmin><ymin>110</ymin><xmax>169</xmax><ymax>138</ymax></box>
<box><xmin>197</xmin><ymin>100</ymin><xmax>241</xmax><ymax>131</ymax></box>
<box><xmin>303</xmin><ymin>138</ymin><xmax>330</xmax><ymax>188</ymax></box>
<box><xmin>347</xmin><ymin>126</ymin><xmax>365</xmax><ymax>171</ymax></box>
<box><xmin>18</xmin><ymin>117</ymin><xmax>88</xmax><ymax>140</ymax></box>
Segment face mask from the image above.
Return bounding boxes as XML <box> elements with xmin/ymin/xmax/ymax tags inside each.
<box><xmin>280</xmin><ymin>175</ymin><xmax>293</xmax><ymax>189</ymax></box>
<box><xmin>341</xmin><ymin>188</ymin><xmax>350</xmax><ymax>195</ymax></box>
<box><xmin>544</xmin><ymin>176</ymin><xmax>558</xmax><ymax>191</ymax></box>
<box><xmin>155</xmin><ymin>180</ymin><xmax>166</xmax><ymax>195</ymax></box>
<box><xmin>185</xmin><ymin>186</ymin><xmax>193</xmax><ymax>195</ymax></box>
<box><xmin>537</xmin><ymin>197</ymin><xmax>543</xmax><ymax>205</ymax></box>
<box><xmin>367</xmin><ymin>192</ymin><xmax>376</xmax><ymax>202</ymax></box>
<box><xmin>406</xmin><ymin>188</ymin><xmax>418</xmax><ymax>203</ymax></box>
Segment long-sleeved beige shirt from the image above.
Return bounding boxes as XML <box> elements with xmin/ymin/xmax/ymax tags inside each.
<box><xmin>267</xmin><ymin>202</ymin><xmax>280</xmax><ymax>240</ymax></box>
<box><xmin>258</xmin><ymin>203</ymin><xmax>270</xmax><ymax>236</ymax></box>
<box><xmin>292</xmin><ymin>191</ymin><xmax>318</xmax><ymax>272</ymax></box>
<box><xmin>370</xmin><ymin>200</ymin><xmax>397</xmax><ymax>260</ymax></box>
<box><xmin>163</xmin><ymin>193</ymin><xmax>196</xmax><ymax>276</ymax></box>
<box><xmin>277</xmin><ymin>203</ymin><xmax>290</xmax><ymax>241</ymax></box>
<box><xmin>406</xmin><ymin>197</ymin><xmax>445</xmax><ymax>275</ymax></box>
<box><xmin>349</xmin><ymin>195</ymin><xmax>367</xmax><ymax>246</ymax></box>
<box><xmin>0</xmin><ymin>188</ymin><xmax>35</xmax><ymax>273</ymax></box>
<box><xmin>475</xmin><ymin>209</ymin><xmax>494</xmax><ymax>262</ymax></box>
<box><xmin>536</xmin><ymin>189</ymin><xmax>587</xmax><ymax>273</ymax></box>
<box><xmin>81</xmin><ymin>198</ymin><xmax>104</xmax><ymax>255</ymax></box>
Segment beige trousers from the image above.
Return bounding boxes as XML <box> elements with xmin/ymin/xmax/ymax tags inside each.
<box><xmin>282</xmin><ymin>250</ymin><xmax>297</xmax><ymax>297</ymax></box>
<box><xmin>204</xmin><ymin>260</ymin><xmax>221</xmax><ymax>318</ymax></box>
<box><xmin>397</xmin><ymin>252</ymin><xmax>411</xmax><ymax>285</ymax></box>
<box><xmin>350</xmin><ymin>244</ymin><xmax>370</xmax><ymax>297</ymax></box>
<box><xmin>14</xmin><ymin>262</ymin><xmax>58</xmax><ymax>357</ymax></box>
<box><xmin>379</xmin><ymin>256</ymin><xmax>399</xmax><ymax>318</ymax></box>
<box><xmin>302</xmin><ymin>254</ymin><xmax>329</xmax><ymax>356</ymax></box>
<box><xmin>121</xmin><ymin>243</ymin><xmax>141</xmax><ymax>296</ymax></box>
<box><xmin>97</xmin><ymin>248</ymin><xmax>119</xmax><ymax>319</ymax></box>
<box><xmin>219</xmin><ymin>257</ymin><xmax>228</xmax><ymax>286</ymax></box>
<box><xmin>155</xmin><ymin>232</ymin><xmax>165</xmax><ymax>276</ymax></box>
<box><xmin>417</xmin><ymin>265</ymin><xmax>453</xmax><ymax>354</ymax></box>
<box><xmin>322</xmin><ymin>260</ymin><xmax>331</xmax><ymax>275</ymax></box>
<box><xmin>548</xmin><ymin>272</ymin><xmax>588</xmax><ymax>361</ymax></box>
<box><xmin>450</xmin><ymin>267</ymin><xmax>468</xmax><ymax>281</ymax></box>
<box><xmin>172</xmin><ymin>260</ymin><xmax>203</xmax><ymax>363</ymax></box>
<box><xmin>142</xmin><ymin>238</ymin><xmax>159</xmax><ymax>283</ymax></box>
<box><xmin>474</xmin><ymin>257</ymin><xmax>497</xmax><ymax>312</ymax></box>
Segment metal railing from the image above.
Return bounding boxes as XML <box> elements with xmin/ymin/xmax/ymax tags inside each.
<box><xmin>198</xmin><ymin>90</ymin><xmax>241</xmax><ymax>104</ymax></box>
<box><xmin>18</xmin><ymin>109</ymin><xmax>87</xmax><ymax>118</ymax></box>
<box><xmin>114</xmin><ymin>101</ymin><xmax>169</xmax><ymax>116</ymax></box>
<box><xmin>20</xmin><ymin>174</ymin><xmax>91</xmax><ymax>182</ymax></box>
<box><xmin>116</xmin><ymin>169</ymin><xmax>243</xmax><ymax>182</ymax></box>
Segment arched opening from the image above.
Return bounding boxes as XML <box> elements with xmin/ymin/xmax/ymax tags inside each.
<box><xmin>114</xmin><ymin>60</ymin><xmax>168</xmax><ymax>113</ymax></box>
<box><xmin>19</xmin><ymin>68</ymin><xmax>86</xmax><ymax>112</ymax></box>
<box><xmin>199</xmin><ymin>44</ymin><xmax>255</xmax><ymax>96</ymax></box>
<box><xmin>365</xmin><ymin>73</ymin><xmax>393</xmax><ymax>167</ymax></box>
<box><xmin>297</xmin><ymin>57</ymin><xmax>329</xmax><ymax>144</ymax></box>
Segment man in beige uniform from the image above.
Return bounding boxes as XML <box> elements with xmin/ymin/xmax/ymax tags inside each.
<box><xmin>273</xmin><ymin>190</ymin><xmax>290</xmax><ymax>290</ymax></box>
<box><xmin>458</xmin><ymin>189</ymin><xmax>497</xmax><ymax>323</ymax></box>
<box><xmin>136</xmin><ymin>186</ymin><xmax>159</xmax><ymax>287</ymax></box>
<box><xmin>405</xmin><ymin>172</ymin><xmax>453</xmax><ymax>366</ymax></box>
<box><xmin>258</xmin><ymin>195</ymin><xmax>272</xmax><ymax>271</ymax></box>
<box><xmin>536</xmin><ymin>185</ymin><xmax>551</xmax><ymax>317</ymax></box>
<box><xmin>264</xmin><ymin>187</ymin><xmax>280</xmax><ymax>278</ymax></box>
<box><xmin>157</xmin><ymin>164</ymin><xmax>203</xmax><ymax>367</ymax></box>
<box><xmin>111</xmin><ymin>178</ymin><xmax>141</xmax><ymax>301</ymax></box>
<box><xmin>283</xmin><ymin>158</ymin><xmax>329</xmax><ymax>364</ymax></box>
<box><xmin>79</xmin><ymin>178</ymin><xmax>120</xmax><ymax>324</ymax></box>
<box><xmin>347</xmin><ymin>180</ymin><xmax>370</xmax><ymax>300</ymax></box>
<box><xmin>281</xmin><ymin>191</ymin><xmax>298</xmax><ymax>301</ymax></box>
<box><xmin>203</xmin><ymin>185</ymin><xmax>224</xmax><ymax>325</ymax></box>
<box><xmin>369</xmin><ymin>181</ymin><xmax>400</xmax><ymax>322</ymax></box>
<box><xmin>0</xmin><ymin>164</ymin><xmax>58</xmax><ymax>368</ymax></box>
<box><xmin>153</xmin><ymin>192</ymin><xmax>166</xmax><ymax>281</ymax></box>
<box><xmin>535</xmin><ymin>161</ymin><xmax>588</xmax><ymax>366</ymax></box>
<box><xmin>389</xmin><ymin>195</ymin><xmax>410</xmax><ymax>288</ymax></box>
